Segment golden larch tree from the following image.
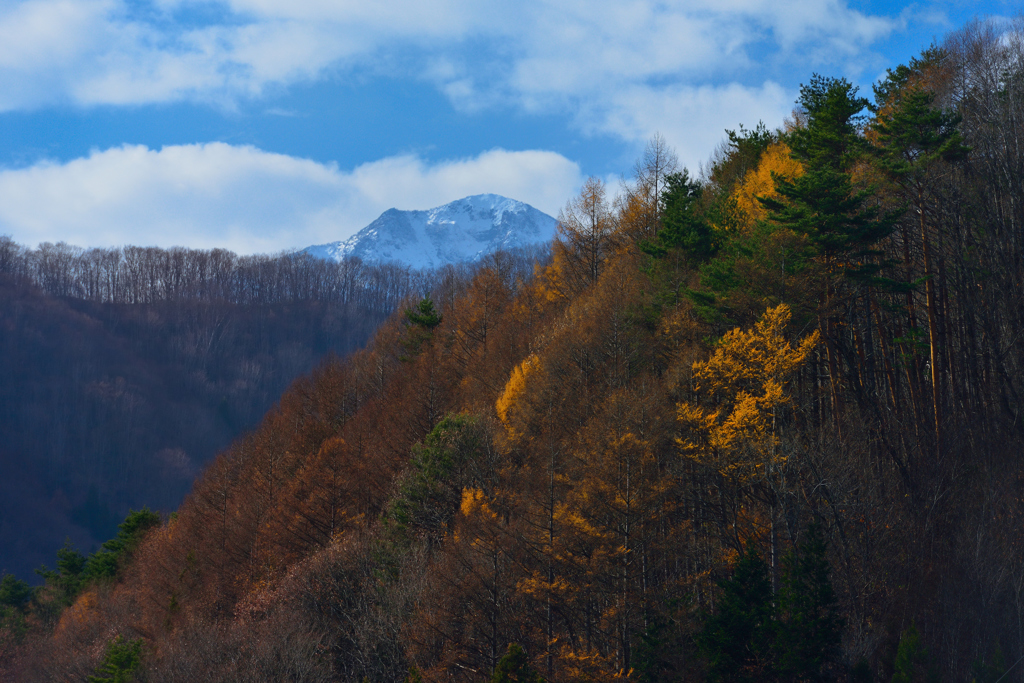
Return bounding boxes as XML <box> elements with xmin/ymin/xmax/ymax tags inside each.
<box><xmin>677</xmin><ymin>303</ymin><xmax>818</xmax><ymax>483</ymax></box>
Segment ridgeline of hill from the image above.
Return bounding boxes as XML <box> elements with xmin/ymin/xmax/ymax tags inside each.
<box><xmin>5</xmin><ymin>18</ymin><xmax>1024</xmax><ymax>683</ymax></box>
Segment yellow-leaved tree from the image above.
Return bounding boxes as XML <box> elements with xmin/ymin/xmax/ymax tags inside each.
<box><xmin>732</xmin><ymin>141</ymin><xmax>805</xmax><ymax>229</ymax></box>
<box><xmin>496</xmin><ymin>354</ymin><xmax>539</xmax><ymax>439</ymax></box>
<box><xmin>677</xmin><ymin>303</ymin><xmax>818</xmax><ymax>483</ymax></box>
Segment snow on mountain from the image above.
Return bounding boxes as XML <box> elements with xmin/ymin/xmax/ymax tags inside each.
<box><xmin>303</xmin><ymin>194</ymin><xmax>558</xmax><ymax>270</ymax></box>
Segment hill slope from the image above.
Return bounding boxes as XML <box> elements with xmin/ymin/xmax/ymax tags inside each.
<box><xmin>8</xmin><ymin>26</ymin><xmax>1024</xmax><ymax>682</ymax></box>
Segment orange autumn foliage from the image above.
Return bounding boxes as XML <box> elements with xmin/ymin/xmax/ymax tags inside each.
<box><xmin>731</xmin><ymin>142</ymin><xmax>804</xmax><ymax>229</ymax></box>
<box><xmin>677</xmin><ymin>304</ymin><xmax>818</xmax><ymax>482</ymax></box>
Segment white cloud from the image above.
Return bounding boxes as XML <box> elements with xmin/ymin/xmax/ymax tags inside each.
<box><xmin>0</xmin><ymin>144</ymin><xmax>583</xmax><ymax>254</ymax></box>
<box><xmin>594</xmin><ymin>82</ymin><xmax>796</xmax><ymax>172</ymax></box>
<box><xmin>0</xmin><ymin>0</ymin><xmax>899</xmax><ymax>122</ymax></box>
<box><xmin>432</xmin><ymin>0</ymin><xmax>897</xmax><ymax>112</ymax></box>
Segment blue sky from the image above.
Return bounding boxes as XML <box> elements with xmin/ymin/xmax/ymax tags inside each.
<box><xmin>0</xmin><ymin>0</ymin><xmax>1014</xmax><ymax>254</ymax></box>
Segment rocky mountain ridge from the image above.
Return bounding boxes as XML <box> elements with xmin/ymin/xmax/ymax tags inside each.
<box><xmin>304</xmin><ymin>194</ymin><xmax>557</xmax><ymax>269</ymax></box>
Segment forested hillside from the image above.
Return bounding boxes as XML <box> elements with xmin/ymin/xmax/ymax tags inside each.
<box><xmin>0</xmin><ymin>243</ymin><xmax>480</xmax><ymax>581</ymax></box>
<box><xmin>4</xmin><ymin>18</ymin><xmax>1024</xmax><ymax>682</ymax></box>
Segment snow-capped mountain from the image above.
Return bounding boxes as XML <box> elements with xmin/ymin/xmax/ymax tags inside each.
<box><xmin>304</xmin><ymin>194</ymin><xmax>558</xmax><ymax>270</ymax></box>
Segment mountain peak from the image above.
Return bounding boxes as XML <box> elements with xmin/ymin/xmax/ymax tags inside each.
<box><xmin>304</xmin><ymin>195</ymin><xmax>557</xmax><ymax>269</ymax></box>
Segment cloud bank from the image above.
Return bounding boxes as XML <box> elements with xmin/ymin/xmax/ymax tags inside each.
<box><xmin>0</xmin><ymin>144</ymin><xmax>583</xmax><ymax>254</ymax></box>
<box><xmin>0</xmin><ymin>0</ymin><xmax>900</xmax><ymax>144</ymax></box>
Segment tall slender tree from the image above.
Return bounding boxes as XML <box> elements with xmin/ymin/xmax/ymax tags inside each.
<box><xmin>871</xmin><ymin>50</ymin><xmax>969</xmax><ymax>458</ymax></box>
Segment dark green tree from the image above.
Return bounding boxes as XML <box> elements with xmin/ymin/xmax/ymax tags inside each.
<box><xmin>642</xmin><ymin>170</ymin><xmax>718</xmax><ymax>264</ymax></box>
<box><xmin>761</xmin><ymin>76</ymin><xmax>897</xmax><ymax>277</ymax></box>
<box><xmin>708</xmin><ymin>122</ymin><xmax>779</xmax><ymax>190</ymax></box>
<box><xmin>35</xmin><ymin>510</ymin><xmax>160</xmax><ymax>618</ymax></box>
<box><xmin>0</xmin><ymin>574</ymin><xmax>31</xmax><ymax>610</ymax></box>
<box><xmin>401</xmin><ymin>297</ymin><xmax>443</xmax><ymax>358</ymax></box>
<box><xmin>384</xmin><ymin>413</ymin><xmax>491</xmax><ymax>544</ymax></box>
<box><xmin>491</xmin><ymin>643</ymin><xmax>544</xmax><ymax>683</ymax></box>
<box><xmin>699</xmin><ymin>544</ymin><xmax>777</xmax><ymax>683</ymax></box>
<box><xmin>775</xmin><ymin>524</ymin><xmax>844</xmax><ymax>682</ymax></box>
<box><xmin>755</xmin><ymin>75</ymin><xmax>899</xmax><ymax>421</ymax></box>
<box><xmin>36</xmin><ymin>538</ymin><xmax>87</xmax><ymax>606</ymax></box>
<box><xmin>0</xmin><ymin>573</ymin><xmax>33</xmax><ymax>644</ymax></box>
<box><xmin>84</xmin><ymin>508</ymin><xmax>161</xmax><ymax>581</ymax></box>
<box><xmin>789</xmin><ymin>75</ymin><xmax>868</xmax><ymax>170</ymax></box>
<box><xmin>406</xmin><ymin>297</ymin><xmax>443</xmax><ymax>328</ymax></box>
<box><xmin>890</xmin><ymin>623</ymin><xmax>935</xmax><ymax>683</ymax></box>
<box><xmin>88</xmin><ymin>635</ymin><xmax>143</xmax><ymax>683</ymax></box>
<box><xmin>633</xmin><ymin>603</ymin><xmax>690</xmax><ymax>682</ymax></box>
<box><xmin>651</xmin><ymin>123</ymin><xmax>780</xmax><ymax>325</ymax></box>
<box><xmin>700</xmin><ymin>531</ymin><xmax>845</xmax><ymax>683</ymax></box>
<box><xmin>639</xmin><ymin>169</ymin><xmax>721</xmax><ymax>321</ymax></box>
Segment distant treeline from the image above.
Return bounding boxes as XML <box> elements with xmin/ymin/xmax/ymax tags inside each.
<box><xmin>0</xmin><ymin>237</ymin><xmax>549</xmax><ymax>313</ymax></box>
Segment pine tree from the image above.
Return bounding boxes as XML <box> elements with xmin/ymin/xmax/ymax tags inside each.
<box><xmin>384</xmin><ymin>413</ymin><xmax>491</xmax><ymax>544</ymax></box>
<box><xmin>699</xmin><ymin>544</ymin><xmax>777</xmax><ymax>683</ymax></box>
<box><xmin>84</xmin><ymin>508</ymin><xmax>161</xmax><ymax>581</ymax></box>
<box><xmin>36</xmin><ymin>538</ymin><xmax>87</xmax><ymax>607</ymax></box>
<box><xmin>88</xmin><ymin>635</ymin><xmax>143</xmax><ymax>683</ymax></box>
<box><xmin>699</xmin><ymin>529</ymin><xmax>845</xmax><ymax>683</ymax></box>
<box><xmin>0</xmin><ymin>573</ymin><xmax>32</xmax><ymax>644</ymax></box>
<box><xmin>491</xmin><ymin>643</ymin><xmax>544</xmax><ymax>683</ymax></box>
<box><xmin>633</xmin><ymin>603</ymin><xmax>689</xmax><ymax>682</ymax></box>
<box><xmin>761</xmin><ymin>76</ymin><xmax>896</xmax><ymax>278</ymax></box>
<box><xmin>401</xmin><ymin>297</ymin><xmax>443</xmax><ymax>358</ymax></box>
<box><xmin>0</xmin><ymin>575</ymin><xmax>31</xmax><ymax>611</ymax></box>
<box><xmin>756</xmin><ymin>76</ymin><xmax>898</xmax><ymax>424</ymax></box>
<box><xmin>890</xmin><ymin>624</ymin><xmax>932</xmax><ymax>683</ymax></box>
<box><xmin>775</xmin><ymin>524</ymin><xmax>844</xmax><ymax>682</ymax></box>
<box><xmin>642</xmin><ymin>170</ymin><xmax>717</xmax><ymax>264</ymax></box>
<box><xmin>406</xmin><ymin>297</ymin><xmax>443</xmax><ymax>328</ymax></box>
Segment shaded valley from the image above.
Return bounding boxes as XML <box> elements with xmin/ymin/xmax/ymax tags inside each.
<box><xmin>0</xmin><ymin>244</ymin><xmax>419</xmax><ymax>581</ymax></box>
